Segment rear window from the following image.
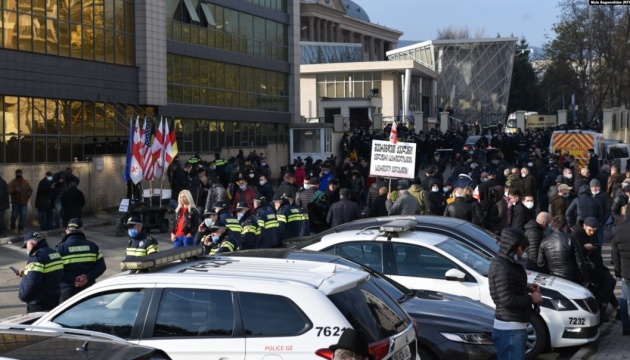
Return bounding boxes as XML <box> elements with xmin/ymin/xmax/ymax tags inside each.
<box><xmin>328</xmin><ymin>279</ymin><xmax>410</xmax><ymax>343</ymax></box>
<box><xmin>240</xmin><ymin>293</ymin><xmax>312</xmax><ymax>337</ymax></box>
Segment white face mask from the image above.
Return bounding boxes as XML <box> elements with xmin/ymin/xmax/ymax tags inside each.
<box><xmin>248</xmin><ymin>174</ymin><xmax>255</xmax><ymax>178</ymax></box>
<box><xmin>504</xmin><ymin>191</ymin><xmax>509</xmax><ymax>197</ymax></box>
<box><xmin>432</xmin><ymin>187</ymin><xmax>439</xmax><ymax>192</ymax></box>
<box><xmin>527</xmin><ymin>162</ymin><xmax>533</xmax><ymax>167</ymax></box>
<box><xmin>46</xmin><ymin>176</ymin><xmax>53</xmax><ymax>181</ymax></box>
<box><xmin>521</xmin><ymin>174</ymin><xmax>527</xmax><ymax>178</ymax></box>
<box><xmin>304</xmin><ymin>184</ymin><xmax>310</xmax><ymax>190</ymax></box>
<box><xmin>259</xmin><ymin>180</ymin><xmax>266</xmax><ymax>186</ymax></box>
<box><xmin>523</xmin><ymin>201</ymin><xmax>534</xmax><ymax>209</ymax></box>
<box><xmin>592</xmin><ymin>190</ymin><xmax>600</xmax><ymax>196</ymax></box>
<box><xmin>566</xmin><ymin>174</ymin><xmax>573</xmax><ymax>179</ymax></box>
<box><xmin>261</xmin><ymin>162</ymin><xmax>267</xmax><ymax>166</ymax></box>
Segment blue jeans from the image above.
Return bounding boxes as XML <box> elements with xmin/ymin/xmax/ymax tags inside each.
<box><xmin>622</xmin><ymin>279</ymin><xmax>630</xmax><ymax>332</ymax></box>
<box><xmin>173</xmin><ymin>235</ymin><xmax>194</xmax><ymax>247</ymax></box>
<box><xmin>492</xmin><ymin>328</ymin><xmax>527</xmax><ymax>360</ymax></box>
<box><xmin>10</xmin><ymin>204</ymin><xmax>27</xmax><ymax>231</ymax></box>
<box><xmin>38</xmin><ymin>209</ymin><xmax>53</xmax><ymax>231</ymax></box>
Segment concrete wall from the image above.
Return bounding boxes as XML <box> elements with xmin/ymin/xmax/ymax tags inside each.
<box><xmin>381</xmin><ymin>71</ymin><xmax>399</xmax><ymax>118</ymax></box>
<box><xmin>300</xmin><ymin>74</ymin><xmax>318</xmax><ymax>119</ymax></box>
<box><xmin>0</xmin><ymin>143</ymin><xmax>290</xmax><ymax>228</ymax></box>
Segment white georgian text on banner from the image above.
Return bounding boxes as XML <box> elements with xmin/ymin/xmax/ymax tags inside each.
<box><xmin>369</xmin><ymin>139</ymin><xmax>417</xmax><ymax>179</ymax></box>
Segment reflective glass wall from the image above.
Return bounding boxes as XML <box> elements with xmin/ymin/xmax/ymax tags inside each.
<box><xmin>0</xmin><ymin>95</ymin><xmax>152</xmax><ymax>163</ymax></box>
<box><xmin>0</xmin><ymin>0</ymin><xmax>135</xmax><ymax>65</ymax></box>
<box><xmin>167</xmin><ymin>54</ymin><xmax>289</xmax><ymax>112</ymax></box>
<box><xmin>167</xmin><ymin>0</ymin><xmax>288</xmax><ymax>62</ymax></box>
<box><xmin>175</xmin><ymin>118</ymin><xmax>288</xmax><ymax>152</ymax></box>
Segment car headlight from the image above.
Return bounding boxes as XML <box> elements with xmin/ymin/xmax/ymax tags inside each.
<box><xmin>541</xmin><ymin>298</ymin><xmax>578</xmax><ymax>311</ymax></box>
<box><xmin>441</xmin><ymin>332</ymin><xmax>494</xmax><ymax>345</ymax></box>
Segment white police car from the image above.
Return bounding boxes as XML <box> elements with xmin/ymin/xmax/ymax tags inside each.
<box><xmin>304</xmin><ymin>220</ymin><xmax>600</xmax><ymax>359</ymax></box>
<box><xmin>30</xmin><ymin>247</ymin><xmax>418</xmax><ymax>360</ymax></box>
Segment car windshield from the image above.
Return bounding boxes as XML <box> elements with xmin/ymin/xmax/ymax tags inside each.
<box><xmin>435</xmin><ymin>238</ymin><xmax>492</xmax><ymax>276</ymax></box>
<box><xmin>456</xmin><ymin>223</ymin><xmax>500</xmax><ymax>254</ymax></box>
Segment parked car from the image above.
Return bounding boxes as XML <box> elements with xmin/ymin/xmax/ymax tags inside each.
<box><xmin>29</xmin><ymin>247</ymin><xmax>418</xmax><ymax>360</ymax></box>
<box><xmin>227</xmin><ymin>248</ymin><xmax>496</xmax><ymax>360</ymax></box>
<box><xmin>302</xmin><ymin>219</ymin><xmax>600</xmax><ymax>360</ymax></box>
<box><xmin>0</xmin><ymin>324</ymin><xmax>171</xmax><ymax>360</ymax></box>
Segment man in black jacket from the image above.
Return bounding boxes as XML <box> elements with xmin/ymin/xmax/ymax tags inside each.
<box><xmin>613</xmin><ymin>212</ymin><xmax>630</xmax><ymax>334</ymax></box>
<box><xmin>327</xmin><ymin>189</ymin><xmax>361</xmax><ymax>228</ymax></box>
<box><xmin>477</xmin><ymin>171</ymin><xmax>500</xmax><ymax>212</ymax></box>
<box><xmin>538</xmin><ymin>215</ymin><xmax>590</xmax><ymax>286</ymax></box>
<box><xmin>524</xmin><ymin>212</ymin><xmax>552</xmax><ymax>272</ymax></box>
<box><xmin>443</xmin><ymin>188</ymin><xmax>473</xmax><ymax>222</ymax></box>
<box><xmin>489</xmin><ymin>227</ymin><xmax>542</xmax><ymax>360</ymax></box>
<box><xmin>509</xmin><ymin>189</ymin><xmax>532</xmax><ymax>232</ymax></box>
<box><xmin>566</xmin><ymin>185</ymin><xmax>602</xmax><ymax>230</ymax></box>
<box><xmin>35</xmin><ymin>171</ymin><xmax>55</xmax><ymax>231</ymax></box>
<box><xmin>572</xmin><ymin>217</ymin><xmax>616</xmax><ymax>322</ymax></box>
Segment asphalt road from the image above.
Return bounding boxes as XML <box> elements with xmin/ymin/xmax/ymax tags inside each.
<box><xmin>0</xmin><ymin>221</ymin><xmax>580</xmax><ymax>359</ymax></box>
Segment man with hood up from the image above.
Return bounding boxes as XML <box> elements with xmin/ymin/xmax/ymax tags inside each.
<box><xmin>489</xmin><ymin>227</ymin><xmax>542</xmax><ymax>360</ymax></box>
<box><xmin>565</xmin><ymin>185</ymin><xmax>603</xmax><ymax>230</ymax></box>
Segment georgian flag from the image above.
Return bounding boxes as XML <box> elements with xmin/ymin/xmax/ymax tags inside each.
<box><xmin>130</xmin><ymin>117</ymin><xmax>144</xmax><ymax>184</ymax></box>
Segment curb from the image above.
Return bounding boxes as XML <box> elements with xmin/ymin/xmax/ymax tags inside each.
<box><xmin>0</xmin><ymin>218</ymin><xmax>118</xmax><ymax>246</ymax></box>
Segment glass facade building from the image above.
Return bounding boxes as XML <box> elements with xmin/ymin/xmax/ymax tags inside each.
<box><xmin>388</xmin><ymin>38</ymin><xmax>517</xmax><ymax>124</ymax></box>
<box><xmin>301</xmin><ymin>42</ymin><xmax>362</xmax><ymax>64</ymax></box>
<box><xmin>0</xmin><ymin>0</ymin><xmax>298</xmax><ymax>164</ymax></box>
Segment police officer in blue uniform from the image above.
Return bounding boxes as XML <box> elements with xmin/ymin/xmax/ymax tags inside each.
<box><xmin>18</xmin><ymin>231</ymin><xmax>64</xmax><ymax>312</ymax></box>
<box><xmin>125</xmin><ymin>216</ymin><xmax>159</xmax><ymax>261</ymax></box>
<box><xmin>252</xmin><ymin>194</ymin><xmax>279</xmax><ymax>248</ymax></box>
<box><xmin>56</xmin><ymin>218</ymin><xmax>106</xmax><ymax>302</ymax></box>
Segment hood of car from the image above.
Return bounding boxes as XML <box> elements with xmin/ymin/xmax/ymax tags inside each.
<box><xmin>403</xmin><ymin>290</ymin><xmax>494</xmax><ymax>332</ymax></box>
<box><xmin>527</xmin><ymin>270</ymin><xmax>594</xmax><ymax>300</ymax></box>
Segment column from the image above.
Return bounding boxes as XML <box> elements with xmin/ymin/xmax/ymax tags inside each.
<box><xmin>379</xmin><ymin>39</ymin><xmax>384</xmax><ymax>60</ymax></box>
<box><xmin>336</xmin><ymin>23</ymin><xmax>341</xmax><ymax>42</ymax></box>
<box><xmin>329</xmin><ymin>21</ymin><xmax>334</xmax><ymax>42</ymax></box>
<box><xmin>558</xmin><ymin>109</ymin><xmax>567</xmax><ymax>126</ymax></box>
<box><xmin>440</xmin><ymin>112</ymin><xmax>449</xmax><ymax>133</ymax></box>
<box><xmin>348</xmin><ymin>30</ymin><xmax>354</xmax><ymax>43</ymax></box>
<box><xmin>314</xmin><ymin>17</ymin><xmax>319</xmax><ymax>41</ymax></box>
<box><xmin>322</xmin><ymin>19</ymin><xmax>328</xmax><ymax>42</ymax></box>
<box><xmin>308</xmin><ymin>16</ymin><xmax>314</xmax><ymax>41</ymax></box>
<box><xmin>369</xmin><ymin>37</ymin><xmax>375</xmax><ymax>61</ymax></box>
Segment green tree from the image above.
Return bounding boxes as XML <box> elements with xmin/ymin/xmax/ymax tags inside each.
<box><xmin>507</xmin><ymin>38</ymin><xmax>544</xmax><ymax>115</ymax></box>
<box><xmin>541</xmin><ymin>0</ymin><xmax>630</xmax><ymax>125</ymax></box>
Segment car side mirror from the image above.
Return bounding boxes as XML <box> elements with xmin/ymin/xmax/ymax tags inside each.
<box><xmin>445</xmin><ymin>268</ymin><xmax>466</xmax><ymax>281</ymax></box>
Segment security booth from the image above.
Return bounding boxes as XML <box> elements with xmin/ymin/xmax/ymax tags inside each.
<box><xmin>289</xmin><ymin>123</ymin><xmax>335</xmax><ymax>163</ymax></box>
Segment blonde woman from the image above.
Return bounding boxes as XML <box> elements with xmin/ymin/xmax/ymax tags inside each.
<box><xmin>171</xmin><ymin>189</ymin><xmax>200</xmax><ymax>247</ymax></box>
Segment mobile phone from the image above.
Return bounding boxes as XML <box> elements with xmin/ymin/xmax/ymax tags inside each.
<box><xmin>9</xmin><ymin>266</ymin><xmax>19</xmax><ymax>275</ymax></box>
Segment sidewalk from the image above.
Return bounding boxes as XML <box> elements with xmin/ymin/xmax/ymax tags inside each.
<box><xmin>0</xmin><ymin>212</ymin><xmax>120</xmax><ymax>246</ymax></box>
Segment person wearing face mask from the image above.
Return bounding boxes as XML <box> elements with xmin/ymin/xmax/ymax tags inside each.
<box><xmin>35</xmin><ymin>171</ymin><xmax>55</xmax><ymax>231</ymax></box>
<box><xmin>8</xmin><ymin>169</ymin><xmax>33</xmax><ymax>235</ymax></box>
<box><xmin>245</xmin><ymin>168</ymin><xmax>258</xmax><ymax>187</ymax></box>
<box><xmin>509</xmin><ymin>189</ymin><xmax>533</xmax><ymax>232</ymax></box>
<box><xmin>566</xmin><ymin>185</ymin><xmax>603</xmax><ymax>230</ymax></box>
<box><xmin>125</xmin><ymin>217</ymin><xmax>159</xmax><ymax>261</ymax></box>
<box><xmin>590</xmin><ymin>179</ymin><xmax>611</xmax><ymax>253</ymax></box>
<box><xmin>257</xmin><ymin>174</ymin><xmax>274</xmax><ymax>202</ymax></box>
<box><xmin>521</xmin><ymin>167</ymin><xmax>537</xmax><ymax>210</ymax></box>
<box><xmin>232</xmin><ymin>178</ymin><xmax>257</xmax><ymax>213</ymax></box>
<box><xmin>252</xmin><ymin>194</ymin><xmax>280</xmax><ymax>248</ymax></box>
<box><xmin>274</xmin><ymin>193</ymin><xmax>309</xmax><ymax>241</ymax></box>
<box><xmin>478</xmin><ymin>171</ymin><xmax>500</xmax><ymax>213</ymax></box>
<box><xmin>319</xmin><ymin>164</ymin><xmax>335</xmax><ymax>192</ymax></box>
<box><xmin>258</xmin><ymin>156</ymin><xmax>272</xmax><ymax>180</ymax></box>
<box><xmin>234</xmin><ymin>200</ymin><xmax>259</xmax><ymax>250</ymax></box>
<box><xmin>550</xmin><ymin>184</ymin><xmax>572</xmax><ymax>218</ymax></box>
<box><xmin>202</xmin><ymin>225</ymin><xmax>239</xmax><ymax>255</ymax></box>
<box><xmin>425</xmin><ymin>180</ymin><xmax>446</xmax><ymax>216</ymax></box>
<box><xmin>17</xmin><ymin>231</ymin><xmax>63</xmax><ymax>313</ymax></box>
<box><xmin>296</xmin><ymin>177</ymin><xmax>321</xmax><ymax>210</ymax></box>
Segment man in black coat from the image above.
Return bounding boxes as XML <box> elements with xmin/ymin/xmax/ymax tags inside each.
<box><xmin>509</xmin><ymin>189</ymin><xmax>532</xmax><ymax>232</ymax></box>
<box><xmin>477</xmin><ymin>171</ymin><xmax>501</xmax><ymax>212</ymax></box>
<box><xmin>538</xmin><ymin>215</ymin><xmax>590</xmax><ymax>286</ymax></box>
<box><xmin>566</xmin><ymin>185</ymin><xmax>603</xmax><ymax>230</ymax></box>
<box><xmin>443</xmin><ymin>188</ymin><xmax>473</xmax><ymax>222</ymax></box>
<box><xmin>489</xmin><ymin>227</ymin><xmax>542</xmax><ymax>359</ymax></box>
<box><xmin>60</xmin><ymin>182</ymin><xmax>85</xmax><ymax>228</ymax></box>
<box><xmin>0</xmin><ymin>174</ymin><xmax>7</xmax><ymax>237</ymax></box>
<box><xmin>524</xmin><ymin>212</ymin><xmax>552</xmax><ymax>272</ymax></box>
<box><xmin>369</xmin><ymin>186</ymin><xmax>389</xmax><ymax>218</ymax></box>
<box><xmin>35</xmin><ymin>171</ymin><xmax>55</xmax><ymax>231</ymax></box>
<box><xmin>327</xmin><ymin>189</ymin><xmax>361</xmax><ymax>228</ymax></box>
<box><xmin>587</xmin><ymin>148</ymin><xmax>599</xmax><ymax>180</ymax></box>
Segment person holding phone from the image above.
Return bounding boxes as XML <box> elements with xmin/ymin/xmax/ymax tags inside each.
<box><xmin>489</xmin><ymin>228</ymin><xmax>543</xmax><ymax>360</ymax></box>
<box><xmin>17</xmin><ymin>231</ymin><xmax>63</xmax><ymax>313</ymax></box>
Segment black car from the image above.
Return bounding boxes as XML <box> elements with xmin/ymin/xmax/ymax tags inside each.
<box><xmin>0</xmin><ymin>325</ymin><xmax>171</xmax><ymax>360</ymax></box>
<box><xmin>286</xmin><ymin>215</ymin><xmax>500</xmax><ymax>256</ymax></box>
<box><xmin>227</xmin><ymin>248</ymin><xmax>496</xmax><ymax>360</ymax></box>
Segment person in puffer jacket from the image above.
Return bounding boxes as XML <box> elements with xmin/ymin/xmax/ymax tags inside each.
<box><xmin>566</xmin><ymin>185</ymin><xmax>603</xmax><ymax>229</ymax></box>
<box><xmin>489</xmin><ymin>227</ymin><xmax>542</xmax><ymax>360</ymax></box>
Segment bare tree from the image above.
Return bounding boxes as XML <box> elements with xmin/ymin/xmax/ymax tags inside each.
<box><xmin>435</xmin><ymin>26</ymin><xmax>470</xmax><ymax>40</ymax></box>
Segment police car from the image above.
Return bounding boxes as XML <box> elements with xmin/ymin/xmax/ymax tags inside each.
<box><xmin>304</xmin><ymin>220</ymin><xmax>600</xmax><ymax>359</ymax></box>
<box><xmin>30</xmin><ymin>247</ymin><xmax>418</xmax><ymax>360</ymax></box>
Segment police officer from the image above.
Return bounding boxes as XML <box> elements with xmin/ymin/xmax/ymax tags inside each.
<box><xmin>253</xmin><ymin>194</ymin><xmax>279</xmax><ymax>248</ymax></box>
<box><xmin>125</xmin><ymin>216</ymin><xmax>159</xmax><ymax>260</ymax></box>
<box><xmin>56</xmin><ymin>218</ymin><xmax>106</xmax><ymax>302</ymax></box>
<box><xmin>202</xmin><ymin>225</ymin><xmax>239</xmax><ymax>255</ymax></box>
<box><xmin>274</xmin><ymin>193</ymin><xmax>309</xmax><ymax>244</ymax></box>
<box><xmin>235</xmin><ymin>200</ymin><xmax>259</xmax><ymax>250</ymax></box>
<box><xmin>17</xmin><ymin>231</ymin><xmax>63</xmax><ymax>312</ymax></box>
<box><xmin>212</xmin><ymin>201</ymin><xmax>242</xmax><ymax>248</ymax></box>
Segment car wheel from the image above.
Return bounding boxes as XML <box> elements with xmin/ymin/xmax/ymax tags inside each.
<box><xmin>525</xmin><ymin>314</ymin><xmax>548</xmax><ymax>360</ymax></box>
<box><xmin>417</xmin><ymin>346</ymin><xmax>437</xmax><ymax>360</ymax></box>
<box><xmin>115</xmin><ymin>223</ymin><xmax>125</xmax><ymax>237</ymax></box>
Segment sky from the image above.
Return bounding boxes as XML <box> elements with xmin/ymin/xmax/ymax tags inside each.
<box><xmin>357</xmin><ymin>0</ymin><xmax>563</xmax><ymax>49</ymax></box>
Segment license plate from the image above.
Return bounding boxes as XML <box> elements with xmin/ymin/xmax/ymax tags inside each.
<box><xmin>392</xmin><ymin>344</ymin><xmax>411</xmax><ymax>360</ymax></box>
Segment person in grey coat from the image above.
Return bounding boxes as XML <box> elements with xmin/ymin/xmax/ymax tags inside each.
<box><xmin>566</xmin><ymin>185</ymin><xmax>603</xmax><ymax>229</ymax></box>
<box><xmin>386</xmin><ymin>183</ymin><xmax>421</xmax><ymax>215</ymax></box>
